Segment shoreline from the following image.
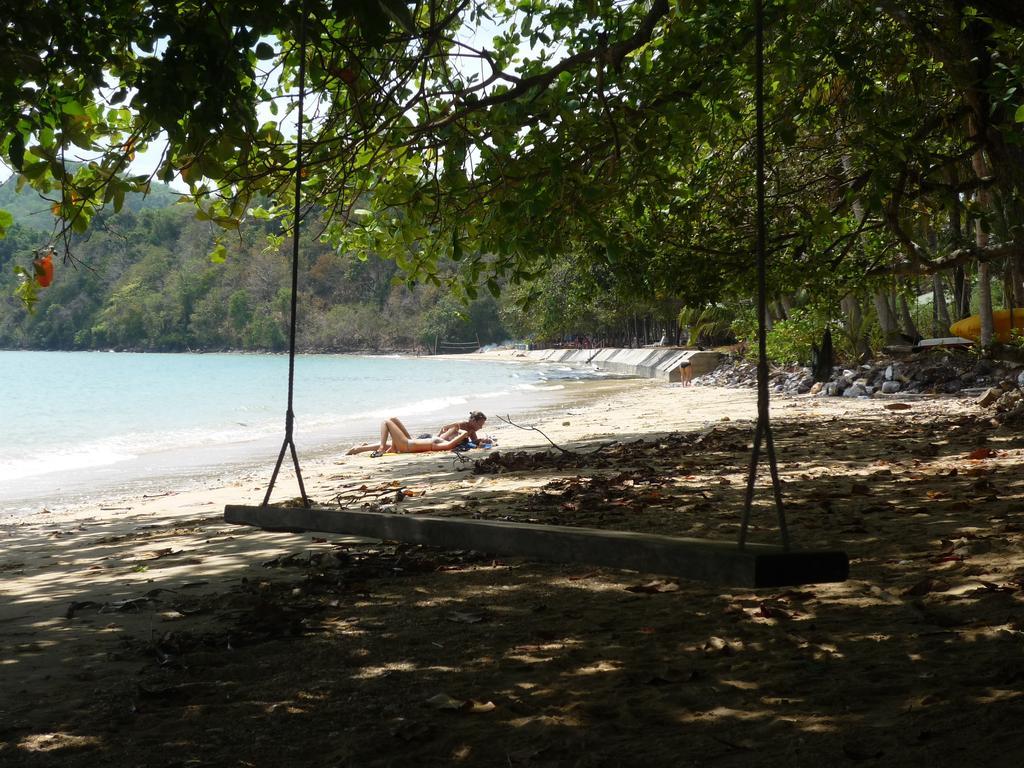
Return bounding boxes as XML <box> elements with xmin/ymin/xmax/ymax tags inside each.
<box><xmin>5</xmin><ymin>379</ymin><xmax>1019</xmax><ymax>766</ymax></box>
<box><xmin>0</xmin><ymin>372</ymin><xmax>645</xmax><ymax>526</ymax></box>
<box><xmin>0</xmin><ymin>350</ymin><xmax>631</xmax><ymax>520</ymax></box>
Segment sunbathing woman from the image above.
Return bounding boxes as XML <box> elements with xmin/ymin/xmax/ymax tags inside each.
<box><xmin>346</xmin><ymin>416</ymin><xmax>471</xmax><ymax>456</ymax></box>
<box><xmin>438</xmin><ymin>411</ymin><xmax>487</xmax><ymax>443</ymax></box>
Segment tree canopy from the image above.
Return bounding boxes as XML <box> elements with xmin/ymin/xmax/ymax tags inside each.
<box><xmin>3</xmin><ymin>1</ymin><xmax>1024</xmax><ymax>352</ymax></box>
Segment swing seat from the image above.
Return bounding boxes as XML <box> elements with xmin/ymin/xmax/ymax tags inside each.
<box><xmin>225</xmin><ymin>505</ymin><xmax>848</xmax><ymax>588</ymax></box>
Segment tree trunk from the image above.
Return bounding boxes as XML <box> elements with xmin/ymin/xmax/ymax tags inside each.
<box><xmin>977</xmin><ymin>261</ymin><xmax>994</xmax><ymax>346</ymax></box>
<box><xmin>897</xmin><ymin>291</ymin><xmax>920</xmax><ymax>342</ymax></box>
<box><xmin>779</xmin><ymin>295</ymin><xmax>794</xmax><ymax>318</ymax></box>
<box><xmin>973</xmin><ymin>147</ymin><xmax>995</xmax><ymax>347</ymax></box>
<box><xmin>873</xmin><ymin>290</ymin><xmax>901</xmax><ymax>343</ymax></box>
<box><xmin>841</xmin><ymin>294</ymin><xmax>871</xmax><ymax>358</ymax></box>
<box><xmin>953</xmin><ymin>266</ymin><xmax>972</xmax><ymax>319</ymax></box>
<box><xmin>933</xmin><ymin>273</ymin><xmax>952</xmax><ymax>335</ymax></box>
<box><xmin>1014</xmin><ymin>254</ymin><xmax>1024</xmax><ymax>306</ymax></box>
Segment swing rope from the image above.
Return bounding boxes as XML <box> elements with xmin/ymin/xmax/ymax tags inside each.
<box><xmin>261</xmin><ymin>0</ymin><xmax>789</xmax><ymax>536</ymax></box>
<box><xmin>739</xmin><ymin>0</ymin><xmax>789</xmax><ymax>551</ymax></box>
<box><xmin>263</xmin><ymin>3</ymin><xmax>310</xmax><ymax>508</ymax></box>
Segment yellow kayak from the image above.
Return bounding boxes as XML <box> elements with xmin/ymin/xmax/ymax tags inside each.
<box><xmin>950</xmin><ymin>309</ymin><xmax>1024</xmax><ymax>342</ymax></box>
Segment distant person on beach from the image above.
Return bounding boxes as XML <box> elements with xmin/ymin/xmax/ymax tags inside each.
<box><xmin>678</xmin><ymin>360</ymin><xmax>693</xmax><ymax>387</ymax></box>
<box><xmin>346</xmin><ymin>416</ymin><xmax>474</xmax><ymax>457</ymax></box>
<box><xmin>438</xmin><ymin>411</ymin><xmax>487</xmax><ymax>443</ymax></box>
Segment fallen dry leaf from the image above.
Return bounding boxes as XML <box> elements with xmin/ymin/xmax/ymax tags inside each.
<box><xmin>626</xmin><ymin>580</ymin><xmax>681</xmax><ymax>594</ymax></box>
<box><xmin>447</xmin><ymin>611</ymin><xmax>487</xmax><ymax>624</ymax></box>
<box><xmin>425</xmin><ymin>693</ymin><xmax>464</xmax><ymax>710</ymax></box>
<box><xmin>758</xmin><ymin>601</ymin><xmax>792</xmax><ymax>621</ymax></box>
<box><xmin>967</xmin><ymin>447</ymin><xmax>997</xmax><ymax>460</ymax></box>
<box><xmin>424</xmin><ymin>693</ymin><xmax>494</xmax><ymax>713</ymax></box>
<box><xmin>703</xmin><ymin>636</ymin><xmax>737</xmax><ymax>656</ymax></box>
<box><xmin>902</xmin><ymin>577</ymin><xmax>952</xmax><ymax>596</ymax></box>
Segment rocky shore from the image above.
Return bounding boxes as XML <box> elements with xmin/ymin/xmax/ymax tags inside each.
<box><xmin>695</xmin><ymin>348</ymin><xmax>1024</xmax><ymax>424</ymax></box>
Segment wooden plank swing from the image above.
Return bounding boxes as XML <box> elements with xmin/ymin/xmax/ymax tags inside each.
<box><xmin>224</xmin><ymin>1</ymin><xmax>849</xmax><ymax>589</ymax></box>
<box><xmin>225</xmin><ymin>505</ymin><xmax>848</xmax><ymax>588</ymax></box>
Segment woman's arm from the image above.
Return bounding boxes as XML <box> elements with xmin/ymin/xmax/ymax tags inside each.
<box><xmin>438</xmin><ymin>422</ymin><xmax>460</xmax><ymax>439</ymax></box>
<box><xmin>433</xmin><ymin>431</ymin><xmax>470</xmax><ymax>451</ymax></box>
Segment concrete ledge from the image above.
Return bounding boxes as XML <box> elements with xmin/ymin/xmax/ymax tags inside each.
<box><xmin>225</xmin><ymin>505</ymin><xmax>849</xmax><ymax>588</ymax></box>
<box><xmin>526</xmin><ymin>347</ymin><xmax>721</xmax><ymax>381</ymax></box>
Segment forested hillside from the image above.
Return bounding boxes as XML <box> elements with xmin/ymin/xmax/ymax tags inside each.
<box><xmin>0</xmin><ymin>187</ymin><xmax>508</xmax><ymax>352</ymax></box>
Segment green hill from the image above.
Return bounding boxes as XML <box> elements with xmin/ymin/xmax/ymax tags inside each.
<box><xmin>0</xmin><ymin>171</ymin><xmax>180</xmax><ymax>227</ymax></box>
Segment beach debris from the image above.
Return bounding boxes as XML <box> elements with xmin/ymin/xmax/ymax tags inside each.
<box><xmin>757</xmin><ymin>600</ymin><xmax>793</xmax><ymax>621</ymax></box>
<box><xmin>447</xmin><ymin>610</ymin><xmax>487</xmax><ymax>624</ymax></box>
<box><xmin>65</xmin><ymin>596</ymin><xmax>156</xmax><ymax>618</ymax></box>
<box><xmin>496</xmin><ymin>413</ymin><xmax>574</xmax><ymax>455</ymax></box>
<box><xmin>626</xmin><ymin>580</ymin><xmax>681</xmax><ymax>594</ymax></box>
<box><xmin>703</xmin><ymin>636</ymin><xmax>739</xmax><ymax>656</ymax></box>
<box><xmin>425</xmin><ymin>693</ymin><xmax>496</xmax><ymax>713</ymax></box>
<box><xmin>884</xmin><ymin>403</ymin><xmax>913</xmax><ymax>411</ymax></box>
<box><xmin>275</xmin><ymin>496</ymin><xmax>314</xmax><ymax>508</ymax></box>
<box><xmin>330</xmin><ymin>480</ymin><xmax>421</xmax><ymax>508</ymax></box>
<box><xmin>967</xmin><ymin>447</ymin><xmax>997</xmax><ymax>460</ymax></box>
<box><xmin>66</xmin><ymin>600</ymin><xmax>103</xmax><ymax>619</ymax></box>
<box><xmin>389</xmin><ymin>718</ymin><xmax>435</xmax><ymax>743</ymax></box>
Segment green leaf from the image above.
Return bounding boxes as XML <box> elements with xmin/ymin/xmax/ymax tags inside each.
<box><xmin>8</xmin><ymin>133</ymin><xmax>24</xmax><ymax>171</ymax></box>
<box><xmin>0</xmin><ymin>209</ymin><xmax>13</xmax><ymax>236</ymax></box>
<box><xmin>486</xmin><ymin>278</ymin><xmax>500</xmax><ymax>298</ymax></box>
<box><xmin>452</xmin><ymin>230</ymin><xmax>463</xmax><ymax>261</ymax></box>
<box><xmin>1015</xmin><ymin>104</ymin><xmax>1024</xmax><ymax>123</ymax></box>
<box><xmin>777</xmin><ymin>120</ymin><xmax>797</xmax><ymax>146</ymax></box>
<box><xmin>209</xmin><ymin>243</ymin><xmax>227</xmax><ymax>263</ymax></box>
<box><xmin>60</xmin><ymin>100</ymin><xmax>85</xmax><ymax>116</ymax></box>
<box><xmin>378</xmin><ymin>0</ymin><xmax>416</xmax><ymax>33</ymax></box>
<box><xmin>13</xmin><ymin>264</ymin><xmax>38</xmax><ymax>312</ymax></box>
<box><xmin>255</xmin><ymin>42</ymin><xmax>275</xmax><ymax>60</ymax></box>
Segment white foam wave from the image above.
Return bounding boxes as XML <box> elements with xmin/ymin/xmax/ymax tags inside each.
<box><xmin>0</xmin><ymin>446</ymin><xmax>137</xmax><ymax>483</ymax></box>
<box><xmin>516</xmin><ymin>383</ymin><xmax>566</xmax><ymax>391</ymax></box>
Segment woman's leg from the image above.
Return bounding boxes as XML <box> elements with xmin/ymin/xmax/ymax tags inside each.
<box><xmin>346</xmin><ymin>443</ymin><xmax>379</xmax><ymax>455</ymax></box>
<box><xmin>382</xmin><ymin>419</ymin><xmax>411</xmax><ymax>452</ymax></box>
<box><xmin>390</xmin><ymin>417</ymin><xmax>413</xmax><ymax>439</ymax></box>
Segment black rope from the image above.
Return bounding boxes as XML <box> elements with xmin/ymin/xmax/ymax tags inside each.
<box><xmin>739</xmin><ymin>0</ymin><xmax>789</xmax><ymax>550</ymax></box>
<box><xmin>263</xmin><ymin>2</ymin><xmax>310</xmax><ymax>508</ymax></box>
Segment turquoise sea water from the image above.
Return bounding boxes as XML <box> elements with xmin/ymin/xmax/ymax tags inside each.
<box><xmin>0</xmin><ymin>351</ymin><xmax>611</xmax><ymax>515</ymax></box>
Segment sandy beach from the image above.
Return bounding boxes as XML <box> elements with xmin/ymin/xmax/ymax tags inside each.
<box><xmin>3</xmin><ymin>364</ymin><xmax>1024</xmax><ymax>766</ymax></box>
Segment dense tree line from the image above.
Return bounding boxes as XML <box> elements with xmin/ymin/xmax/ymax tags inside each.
<box><xmin>0</xmin><ymin>197</ymin><xmax>508</xmax><ymax>351</ymax></box>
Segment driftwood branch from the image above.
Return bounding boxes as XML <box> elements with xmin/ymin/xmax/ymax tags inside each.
<box><xmin>330</xmin><ymin>481</ymin><xmax>418</xmax><ymax>508</ymax></box>
<box><xmin>496</xmin><ymin>414</ymin><xmax>574</xmax><ymax>455</ymax></box>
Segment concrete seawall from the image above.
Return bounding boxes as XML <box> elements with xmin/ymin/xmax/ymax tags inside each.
<box><xmin>524</xmin><ymin>348</ymin><xmax>721</xmax><ymax>382</ymax></box>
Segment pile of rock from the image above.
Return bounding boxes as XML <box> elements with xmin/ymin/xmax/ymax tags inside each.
<box><xmin>975</xmin><ymin>374</ymin><xmax>1024</xmax><ymax>425</ymax></box>
<box><xmin>697</xmin><ymin>351</ymin><xmax>1024</xmax><ymax>403</ymax></box>
<box><xmin>692</xmin><ymin>359</ymin><xmax>761</xmax><ymax>388</ymax></box>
